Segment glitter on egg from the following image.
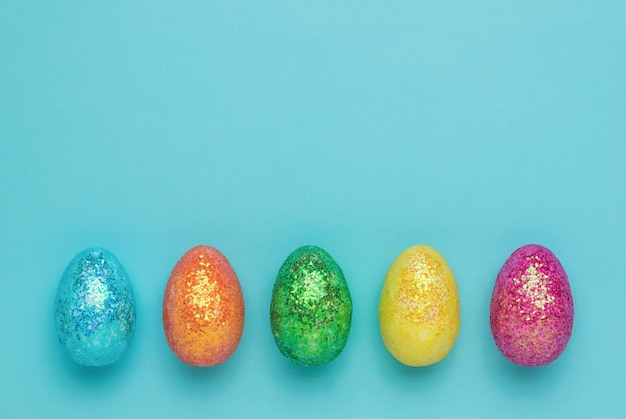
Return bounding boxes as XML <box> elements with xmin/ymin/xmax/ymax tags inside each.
<box><xmin>162</xmin><ymin>245</ymin><xmax>245</xmax><ymax>367</ymax></box>
<box><xmin>490</xmin><ymin>244</ymin><xmax>574</xmax><ymax>367</ymax></box>
<box><xmin>54</xmin><ymin>247</ymin><xmax>136</xmax><ymax>367</ymax></box>
<box><xmin>270</xmin><ymin>245</ymin><xmax>353</xmax><ymax>366</ymax></box>
<box><xmin>378</xmin><ymin>244</ymin><xmax>460</xmax><ymax>366</ymax></box>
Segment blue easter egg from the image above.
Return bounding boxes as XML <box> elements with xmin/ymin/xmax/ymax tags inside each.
<box><xmin>54</xmin><ymin>248</ymin><xmax>136</xmax><ymax>366</ymax></box>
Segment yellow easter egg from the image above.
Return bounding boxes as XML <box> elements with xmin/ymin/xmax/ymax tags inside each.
<box><xmin>378</xmin><ymin>244</ymin><xmax>460</xmax><ymax>366</ymax></box>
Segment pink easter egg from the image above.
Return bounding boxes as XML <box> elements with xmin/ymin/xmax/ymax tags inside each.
<box><xmin>490</xmin><ymin>244</ymin><xmax>574</xmax><ymax>366</ymax></box>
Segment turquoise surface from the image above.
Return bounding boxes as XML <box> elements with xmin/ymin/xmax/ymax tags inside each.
<box><xmin>1</xmin><ymin>2</ymin><xmax>624</xmax><ymax>418</ymax></box>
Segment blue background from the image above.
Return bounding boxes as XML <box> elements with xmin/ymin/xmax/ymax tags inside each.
<box><xmin>1</xmin><ymin>2</ymin><xmax>625</xmax><ymax>418</ymax></box>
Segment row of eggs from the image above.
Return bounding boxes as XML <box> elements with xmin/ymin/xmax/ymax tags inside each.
<box><xmin>54</xmin><ymin>244</ymin><xmax>574</xmax><ymax>368</ymax></box>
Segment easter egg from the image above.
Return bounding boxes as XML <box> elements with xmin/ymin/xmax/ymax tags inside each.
<box><xmin>54</xmin><ymin>247</ymin><xmax>136</xmax><ymax>367</ymax></box>
<box><xmin>490</xmin><ymin>244</ymin><xmax>574</xmax><ymax>366</ymax></box>
<box><xmin>378</xmin><ymin>245</ymin><xmax>460</xmax><ymax>366</ymax></box>
<box><xmin>162</xmin><ymin>245</ymin><xmax>245</xmax><ymax>367</ymax></box>
<box><xmin>270</xmin><ymin>245</ymin><xmax>352</xmax><ymax>366</ymax></box>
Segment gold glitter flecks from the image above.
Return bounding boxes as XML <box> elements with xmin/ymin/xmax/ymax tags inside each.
<box><xmin>490</xmin><ymin>244</ymin><xmax>574</xmax><ymax>366</ymax></box>
<box><xmin>404</xmin><ymin>251</ymin><xmax>442</xmax><ymax>283</ymax></box>
<box><xmin>188</xmin><ymin>275</ymin><xmax>219</xmax><ymax>321</ymax></box>
<box><xmin>162</xmin><ymin>245</ymin><xmax>245</xmax><ymax>367</ymax></box>
<box><xmin>520</xmin><ymin>264</ymin><xmax>555</xmax><ymax>310</ymax></box>
<box><xmin>397</xmin><ymin>250</ymin><xmax>450</xmax><ymax>324</ymax></box>
<box><xmin>379</xmin><ymin>245</ymin><xmax>460</xmax><ymax>367</ymax></box>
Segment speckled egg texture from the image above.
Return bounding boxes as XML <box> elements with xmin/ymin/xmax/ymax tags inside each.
<box><xmin>270</xmin><ymin>245</ymin><xmax>352</xmax><ymax>366</ymax></box>
<box><xmin>54</xmin><ymin>247</ymin><xmax>136</xmax><ymax>367</ymax></box>
<box><xmin>379</xmin><ymin>244</ymin><xmax>460</xmax><ymax>366</ymax></box>
<box><xmin>490</xmin><ymin>244</ymin><xmax>574</xmax><ymax>366</ymax></box>
<box><xmin>163</xmin><ymin>245</ymin><xmax>245</xmax><ymax>367</ymax></box>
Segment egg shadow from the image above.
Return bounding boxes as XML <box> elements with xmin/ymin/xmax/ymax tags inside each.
<box><xmin>59</xmin><ymin>348</ymin><xmax>131</xmax><ymax>383</ymax></box>
<box><xmin>158</xmin><ymin>344</ymin><xmax>241</xmax><ymax>399</ymax></box>
<box><xmin>274</xmin><ymin>352</ymin><xmax>348</xmax><ymax>379</ymax></box>
<box><xmin>487</xmin><ymin>348</ymin><xmax>571</xmax><ymax>399</ymax></box>
<box><xmin>376</xmin><ymin>341</ymin><xmax>457</xmax><ymax>392</ymax></box>
<box><xmin>266</xmin><ymin>345</ymin><xmax>351</xmax><ymax>397</ymax></box>
<box><xmin>50</xmin><ymin>335</ymin><xmax>135</xmax><ymax>400</ymax></box>
<box><xmin>170</xmin><ymin>355</ymin><xmax>235</xmax><ymax>381</ymax></box>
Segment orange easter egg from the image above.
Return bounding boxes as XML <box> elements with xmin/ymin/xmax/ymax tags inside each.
<box><xmin>162</xmin><ymin>245</ymin><xmax>245</xmax><ymax>366</ymax></box>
